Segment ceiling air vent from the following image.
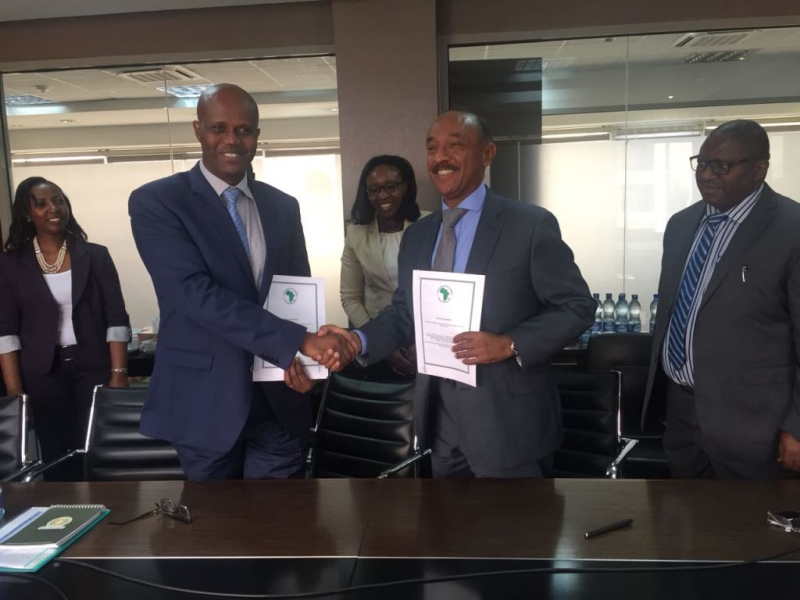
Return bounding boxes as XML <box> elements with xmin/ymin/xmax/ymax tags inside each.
<box><xmin>673</xmin><ymin>31</ymin><xmax>758</xmax><ymax>49</ymax></box>
<box><xmin>109</xmin><ymin>66</ymin><xmax>204</xmax><ymax>84</ymax></box>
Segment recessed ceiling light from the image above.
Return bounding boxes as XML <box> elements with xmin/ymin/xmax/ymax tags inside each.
<box><xmin>668</xmin><ymin>95</ymin><xmax>674</xmax><ymax>99</ymax></box>
<box><xmin>60</xmin><ymin>119</ymin><xmax>77</xmax><ymax>124</ymax></box>
<box><xmin>329</xmin><ymin>107</ymin><xmax>339</xmax><ymax>113</ymax></box>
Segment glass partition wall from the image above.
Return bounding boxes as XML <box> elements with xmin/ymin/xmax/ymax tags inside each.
<box><xmin>449</xmin><ymin>27</ymin><xmax>800</xmax><ymax>333</ymax></box>
<box><xmin>3</xmin><ymin>57</ymin><xmax>344</xmax><ymax>330</ymax></box>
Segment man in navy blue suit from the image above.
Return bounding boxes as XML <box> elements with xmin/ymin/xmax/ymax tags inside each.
<box><xmin>129</xmin><ymin>84</ymin><xmax>352</xmax><ymax>481</ymax></box>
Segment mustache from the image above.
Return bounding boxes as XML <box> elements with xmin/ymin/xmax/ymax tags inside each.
<box><xmin>432</xmin><ymin>163</ymin><xmax>458</xmax><ymax>172</ymax></box>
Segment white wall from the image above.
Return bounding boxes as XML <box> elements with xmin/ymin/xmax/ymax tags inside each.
<box><xmin>12</xmin><ymin>154</ymin><xmax>347</xmax><ymax>331</ymax></box>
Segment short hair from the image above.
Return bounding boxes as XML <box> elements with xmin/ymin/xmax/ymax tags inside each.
<box><xmin>709</xmin><ymin>119</ymin><xmax>770</xmax><ymax>161</ymax></box>
<box><xmin>5</xmin><ymin>176</ymin><xmax>88</xmax><ymax>252</ymax></box>
<box><xmin>350</xmin><ymin>155</ymin><xmax>421</xmax><ymax>225</ymax></box>
<box><xmin>463</xmin><ymin>113</ymin><xmax>493</xmax><ymax>144</ymax></box>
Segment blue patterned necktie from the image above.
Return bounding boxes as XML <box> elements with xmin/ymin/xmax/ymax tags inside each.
<box><xmin>222</xmin><ymin>187</ymin><xmax>250</xmax><ymax>259</ymax></box>
<box><xmin>667</xmin><ymin>213</ymin><xmax>728</xmax><ymax>369</ymax></box>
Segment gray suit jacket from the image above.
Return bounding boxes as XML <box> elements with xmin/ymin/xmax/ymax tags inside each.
<box><xmin>360</xmin><ymin>188</ymin><xmax>595</xmax><ymax>471</ymax></box>
<box><xmin>643</xmin><ymin>183</ymin><xmax>800</xmax><ymax>464</ymax></box>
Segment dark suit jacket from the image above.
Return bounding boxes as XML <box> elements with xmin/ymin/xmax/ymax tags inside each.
<box><xmin>129</xmin><ymin>164</ymin><xmax>311</xmax><ymax>454</ymax></box>
<box><xmin>0</xmin><ymin>236</ymin><xmax>130</xmax><ymax>375</ymax></box>
<box><xmin>360</xmin><ymin>188</ymin><xmax>595</xmax><ymax>471</ymax></box>
<box><xmin>643</xmin><ymin>183</ymin><xmax>800</xmax><ymax>464</ymax></box>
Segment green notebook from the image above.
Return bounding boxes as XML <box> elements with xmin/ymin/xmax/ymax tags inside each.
<box><xmin>0</xmin><ymin>504</ymin><xmax>107</xmax><ymax>549</ymax></box>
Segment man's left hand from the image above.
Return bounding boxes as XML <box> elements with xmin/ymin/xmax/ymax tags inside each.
<box><xmin>452</xmin><ymin>332</ymin><xmax>514</xmax><ymax>365</ymax></box>
<box><xmin>778</xmin><ymin>431</ymin><xmax>800</xmax><ymax>472</ymax></box>
<box><xmin>284</xmin><ymin>357</ymin><xmax>315</xmax><ymax>394</ymax></box>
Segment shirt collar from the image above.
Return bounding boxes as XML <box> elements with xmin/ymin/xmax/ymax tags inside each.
<box><xmin>705</xmin><ymin>183</ymin><xmax>763</xmax><ymax>224</ymax></box>
<box><xmin>439</xmin><ymin>183</ymin><xmax>486</xmax><ymax>212</ymax></box>
<box><xmin>198</xmin><ymin>160</ymin><xmax>253</xmax><ymax>200</ymax></box>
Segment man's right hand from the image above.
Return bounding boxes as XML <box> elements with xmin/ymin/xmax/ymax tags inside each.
<box><xmin>299</xmin><ymin>326</ymin><xmax>360</xmax><ymax>371</ymax></box>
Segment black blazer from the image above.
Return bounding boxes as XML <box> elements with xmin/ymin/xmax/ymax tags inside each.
<box><xmin>0</xmin><ymin>236</ymin><xmax>130</xmax><ymax>375</ymax></box>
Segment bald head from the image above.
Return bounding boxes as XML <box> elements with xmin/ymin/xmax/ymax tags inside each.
<box><xmin>193</xmin><ymin>83</ymin><xmax>260</xmax><ymax>186</ymax></box>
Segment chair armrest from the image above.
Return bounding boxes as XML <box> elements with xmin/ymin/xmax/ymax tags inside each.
<box><xmin>22</xmin><ymin>449</ymin><xmax>86</xmax><ymax>483</ymax></box>
<box><xmin>1</xmin><ymin>460</ymin><xmax>43</xmax><ymax>483</ymax></box>
<box><xmin>605</xmin><ymin>438</ymin><xmax>639</xmax><ymax>479</ymax></box>
<box><xmin>377</xmin><ymin>448</ymin><xmax>432</xmax><ymax>479</ymax></box>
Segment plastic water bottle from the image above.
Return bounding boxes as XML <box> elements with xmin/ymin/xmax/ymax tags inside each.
<box><xmin>628</xmin><ymin>294</ymin><xmax>642</xmax><ymax>332</ymax></box>
<box><xmin>649</xmin><ymin>294</ymin><xmax>659</xmax><ymax>333</ymax></box>
<box><xmin>615</xmin><ymin>293</ymin><xmax>629</xmax><ymax>333</ymax></box>
<box><xmin>591</xmin><ymin>293</ymin><xmax>602</xmax><ymax>336</ymax></box>
<box><xmin>602</xmin><ymin>293</ymin><xmax>616</xmax><ymax>332</ymax></box>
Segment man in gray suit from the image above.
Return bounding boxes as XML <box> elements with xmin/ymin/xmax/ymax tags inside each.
<box><xmin>324</xmin><ymin>111</ymin><xmax>595</xmax><ymax>477</ymax></box>
<box><xmin>643</xmin><ymin>119</ymin><xmax>800</xmax><ymax>479</ymax></box>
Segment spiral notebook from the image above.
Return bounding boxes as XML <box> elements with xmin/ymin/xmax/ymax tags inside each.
<box><xmin>0</xmin><ymin>504</ymin><xmax>109</xmax><ymax>572</ymax></box>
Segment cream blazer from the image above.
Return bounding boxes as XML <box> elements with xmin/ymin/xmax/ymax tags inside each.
<box><xmin>340</xmin><ymin>217</ymin><xmax>423</xmax><ymax>327</ymax></box>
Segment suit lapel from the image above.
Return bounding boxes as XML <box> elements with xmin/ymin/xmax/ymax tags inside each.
<box><xmin>367</xmin><ymin>219</ymin><xmax>392</xmax><ymax>283</ymax></box>
<box><xmin>254</xmin><ymin>191</ymin><xmax>276</xmax><ymax>305</ymax></box>
<box><xmin>699</xmin><ymin>185</ymin><xmax>776</xmax><ymax>310</ymax></box>
<box><xmin>188</xmin><ymin>165</ymin><xmax>255</xmax><ymax>289</ymax></box>
<box><xmin>417</xmin><ymin>212</ymin><xmax>442</xmax><ymax>269</ymax></box>
<box><xmin>658</xmin><ymin>203</ymin><xmax>706</xmax><ymax>324</ymax></box>
<box><xmin>20</xmin><ymin>244</ymin><xmax>58</xmax><ymax>312</ymax></box>
<box><xmin>465</xmin><ymin>190</ymin><xmax>504</xmax><ymax>275</ymax></box>
<box><xmin>69</xmin><ymin>236</ymin><xmax>90</xmax><ymax>306</ymax></box>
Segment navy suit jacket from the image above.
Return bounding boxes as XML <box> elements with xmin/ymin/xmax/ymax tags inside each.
<box><xmin>0</xmin><ymin>236</ymin><xmax>129</xmax><ymax>375</ymax></box>
<box><xmin>129</xmin><ymin>164</ymin><xmax>311</xmax><ymax>454</ymax></box>
<box><xmin>360</xmin><ymin>189</ymin><xmax>595</xmax><ymax>471</ymax></box>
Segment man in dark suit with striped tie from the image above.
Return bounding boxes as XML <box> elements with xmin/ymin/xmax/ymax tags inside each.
<box><xmin>643</xmin><ymin>119</ymin><xmax>800</xmax><ymax>479</ymax></box>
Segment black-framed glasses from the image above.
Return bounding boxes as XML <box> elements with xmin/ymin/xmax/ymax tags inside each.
<box><xmin>366</xmin><ymin>181</ymin><xmax>403</xmax><ymax>196</ymax></box>
<box><xmin>109</xmin><ymin>498</ymin><xmax>193</xmax><ymax>525</ymax></box>
<box><xmin>690</xmin><ymin>155</ymin><xmax>749</xmax><ymax>175</ymax></box>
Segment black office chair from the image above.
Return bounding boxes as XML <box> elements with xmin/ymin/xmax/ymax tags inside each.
<box><xmin>308</xmin><ymin>374</ymin><xmax>430</xmax><ymax>478</ymax></box>
<box><xmin>25</xmin><ymin>386</ymin><xmax>185</xmax><ymax>482</ymax></box>
<box><xmin>553</xmin><ymin>370</ymin><xmax>638</xmax><ymax>478</ymax></box>
<box><xmin>587</xmin><ymin>333</ymin><xmax>670</xmax><ymax>479</ymax></box>
<box><xmin>0</xmin><ymin>395</ymin><xmax>41</xmax><ymax>482</ymax></box>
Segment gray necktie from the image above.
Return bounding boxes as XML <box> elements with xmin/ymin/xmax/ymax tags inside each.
<box><xmin>432</xmin><ymin>208</ymin><xmax>467</xmax><ymax>272</ymax></box>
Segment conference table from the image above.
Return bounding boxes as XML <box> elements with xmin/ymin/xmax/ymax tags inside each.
<box><xmin>1</xmin><ymin>478</ymin><xmax>799</xmax><ymax>599</ymax></box>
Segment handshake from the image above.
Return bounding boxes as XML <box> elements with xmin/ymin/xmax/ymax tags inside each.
<box><xmin>298</xmin><ymin>325</ymin><xmax>362</xmax><ymax>372</ymax></box>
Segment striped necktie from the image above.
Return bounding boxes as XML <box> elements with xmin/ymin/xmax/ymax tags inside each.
<box><xmin>222</xmin><ymin>187</ymin><xmax>250</xmax><ymax>259</ymax></box>
<box><xmin>667</xmin><ymin>213</ymin><xmax>728</xmax><ymax>370</ymax></box>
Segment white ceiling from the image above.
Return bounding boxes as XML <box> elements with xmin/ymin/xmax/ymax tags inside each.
<box><xmin>0</xmin><ymin>0</ymin><xmax>319</xmax><ymax>23</ymax></box>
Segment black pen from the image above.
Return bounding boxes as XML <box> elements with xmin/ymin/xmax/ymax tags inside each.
<box><xmin>585</xmin><ymin>518</ymin><xmax>633</xmax><ymax>540</ymax></box>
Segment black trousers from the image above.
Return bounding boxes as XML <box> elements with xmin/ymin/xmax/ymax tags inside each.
<box><xmin>24</xmin><ymin>348</ymin><xmax>109</xmax><ymax>481</ymax></box>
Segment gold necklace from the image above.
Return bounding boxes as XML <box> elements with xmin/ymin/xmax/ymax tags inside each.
<box><xmin>33</xmin><ymin>237</ymin><xmax>67</xmax><ymax>274</ymax></box>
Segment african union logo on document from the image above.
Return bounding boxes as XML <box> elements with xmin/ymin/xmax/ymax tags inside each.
<box><xmin>39</xmin><ymin>516</ymin><xmax>73</xmax><ymax>530</ymax></box>
<box><xmin>283</xmin><ymin>288</ymin><xmax>298</xmax><ymax>304</ymax></box>
<box><xmin>437</xmin><ymin>285</ymin><xmax>453</xmax><ymax>303</ymax></box>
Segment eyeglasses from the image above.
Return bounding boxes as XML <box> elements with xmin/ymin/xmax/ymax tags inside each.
<box><xmin>768</xmin><ymin>510</ymin><xmax>800</xmax><ymax>533</ymax></box>
<box><xmin>109</xmin><ymin>498</ymin><xmax>193</xmax><ymax>526</ymax></box>
<box><xmin>366</xmin><ymin>181</ymin><xmax>403</xmax><ymax>196</ymax></box>
<box><xmin>690</xmin><ymin>155</ymin><xmax>749</xmax><ymax>176</ymax></box>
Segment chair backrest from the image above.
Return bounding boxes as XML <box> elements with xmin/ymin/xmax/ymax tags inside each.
<box><xmin>553</xmin><ymin>371</ymin><xmax>620</xmax><ymax>478</ymax></box>
<box><xmin>85</xmin><ymin>386</ymin><xmax>185</xmax><ymax>481</ymax></box>
<box><xmin>312</xmin><ymin>374</ymin><xmax>417</xmax><ymax>478</ymax></box>
<box><xmin>587</xmin><ymin>334</ymin><xmax>659</xmax><ymax>436</ymax></box>
<box><xmin>0</xmin><ymin>395</ymin><xmax>27</xmax><ymax>479</ymax></box>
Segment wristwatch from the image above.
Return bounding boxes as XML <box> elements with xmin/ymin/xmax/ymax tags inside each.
<box><xmin>510</xmin><ymin>340</ymin><xmax>522</xmax><ymax>367</ymax></box>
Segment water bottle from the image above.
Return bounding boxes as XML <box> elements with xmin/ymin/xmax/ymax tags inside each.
<box><xmin>602</xmin><ymin>293</ymin><xmax>616</xmax><ymax>332</ymax></box>
<box><xmin>649</xmin><ymin>294</ymin><xmax>659</xmax><ymax>333</ymax></box>
<box><xmin>628</xmin><ymin>294</ymin><xmax>642</xmax><ymax>333</ymax></box>
<box><xmin>591</xmin><ymin>293</ymin><xmax>602</xmax><ymax>336</ymax></box>
<box><xmin>615</xmin><ymin>293</ymin><xmax>629</xmax><ymax>333</ymax></box>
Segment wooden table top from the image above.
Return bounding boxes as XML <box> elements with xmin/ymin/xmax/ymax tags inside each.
<box><xmin>3</xmin><ymin>478</ymin><xmax>799</xmax><ymax>562</ymax></box>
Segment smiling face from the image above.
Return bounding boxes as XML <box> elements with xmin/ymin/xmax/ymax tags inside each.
<box><xmin>28</xmin><ymin>182</ymin><xmax>69</xmax><ymax>237</ymax></box>
<box><xmin>695</xmin><ymin>134</ymin><xmax>768</xmax><ymax>211</ymax></box>
<box><xmin>365</xmin><ymin>164</ymin><xmax>406</xmax><ymax>220</ymax></box>
<box><xmin>193</xmin><ymin>85</ymin><xmax>260</xmax><ymax>186</ymax></box>
<box><xmin>426</xmin><ymin>111</ymin><xmax>496</xmax><ymax>208</ymax></box>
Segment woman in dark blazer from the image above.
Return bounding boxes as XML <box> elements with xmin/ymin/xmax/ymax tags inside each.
<box><xmin>0</xmin><ymin>176</ymin><xmax>130</xmax><ymax>481</ymax></box>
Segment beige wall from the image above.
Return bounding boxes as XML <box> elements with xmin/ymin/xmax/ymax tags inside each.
<box><xmin>332</xmin><ymin>0</ymin><xmax>439</xmax><ymax>216</ymax></box>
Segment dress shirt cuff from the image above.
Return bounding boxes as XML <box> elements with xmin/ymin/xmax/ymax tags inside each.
<box><xmin>354</xmin><ymin>330</ymin><xmax>368</xmax><ymax>357</ymax></box>
<box><xmin>107</xmin><ymin>326</ymin><xmax>132</xmax><ymax>343</ymax></box>
<box><xmin>0</xmin><ymin>335</ymin><xmax>21</xmax><ymax>354</ymax></box>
